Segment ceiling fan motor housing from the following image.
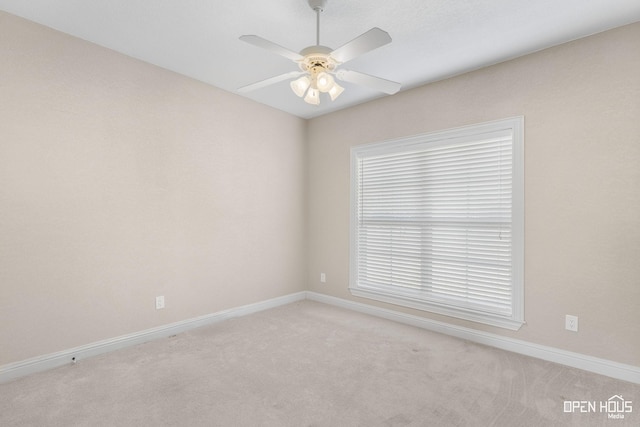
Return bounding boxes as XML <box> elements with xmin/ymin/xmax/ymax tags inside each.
<box><xmin>298</xmin><ymin>46</ymin><xmax>337</xmax><ymax>77</ymax></box>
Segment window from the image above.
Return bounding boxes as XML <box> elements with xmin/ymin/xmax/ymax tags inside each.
<box><xmin>350</xmin><ymin>117</ymin><xmax>524</xmax><ymax>330</ymax></box>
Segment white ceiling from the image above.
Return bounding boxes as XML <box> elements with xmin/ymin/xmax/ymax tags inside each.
<box><xmin>2</xmin><ymin>0</ymin><xmax>639</xmax><ymax>119</ymax></box>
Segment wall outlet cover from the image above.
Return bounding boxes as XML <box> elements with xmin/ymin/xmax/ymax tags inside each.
<box><xmin>565</xmin><ymin>314</ymin><xmax>578</xmax><ymax>332</ymax></box>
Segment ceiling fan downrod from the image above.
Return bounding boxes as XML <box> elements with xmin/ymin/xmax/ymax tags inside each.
<box><xmin>308</xmin><ymin>0</ymin><xmax>327</xmax><ymax>46</ymax></box>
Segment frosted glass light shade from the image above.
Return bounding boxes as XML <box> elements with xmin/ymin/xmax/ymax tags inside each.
<box><xmin>304</xmin><ymin>87</ymin><xmax>320</xmax><ymax>105</ymax></box>
<box><xmin>328</xmin><ymin>82</ymin><xmax>344</xmax><ymax>101</ymax></box>
<box><xmin>316</xmin><ymin>72</ymin><xmax>334</xmax><ymax>93</ymax></box>
<box><xmin>290</xmin><ymin>76</ymin><xmax>311</xmax><ymax>97</ymax></box>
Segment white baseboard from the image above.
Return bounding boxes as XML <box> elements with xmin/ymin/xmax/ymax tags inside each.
<box><xmin>0</xmin><ymin>292</ymin><xmax>306</xmax><ymax>384</ymax></box>
<box><xmin>306</xmin><ymin>291</ymin><xmax>640</xmax><ymax>384</ymax></box>
<box><xmin>3</xmin><ymin>290</ymin><xmax>638</xmax><ymax>385</ymax></box>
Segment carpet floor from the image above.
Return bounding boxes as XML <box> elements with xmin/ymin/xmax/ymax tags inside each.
<box><xmin>1</xmin><ymin>300</ymin><xmax>638</xmax><ymax>426</ymax></box>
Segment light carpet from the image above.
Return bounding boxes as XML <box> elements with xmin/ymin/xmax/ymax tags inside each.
<box><xmin>1</xmin><ymin>300</ymin><xmax>638</xmax><ymax>426</ymax></box>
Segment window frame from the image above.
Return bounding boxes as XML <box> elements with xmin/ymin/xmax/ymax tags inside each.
<box><xmin>349</xmin><ymin>117</ymin><xmax>524</xmax><ymax>330</ymax></box>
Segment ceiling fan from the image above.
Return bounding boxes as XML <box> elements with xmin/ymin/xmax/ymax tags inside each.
<box><xmin>238</xmin><ymin>0</ymin><xmax>401</xmax><ymax>105</ymax></box>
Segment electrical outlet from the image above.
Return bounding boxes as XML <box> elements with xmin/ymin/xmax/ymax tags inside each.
<box><xmin>320</xmin><ymin>273</ymin><xmax>326</xmax><ymax>283</ymax></box>
<box><xmin>565</xmin><ymin>314</ymin><xmax>578</xmax><ymax>332</ymax></box>
<box><xmin>156</xmin><ymin>295</ymin><xmax>165</xmax><ymax>310</ymax></box>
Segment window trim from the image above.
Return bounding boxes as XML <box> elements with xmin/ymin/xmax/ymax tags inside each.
<box><xmin>349</xmin><ymin>117</ymin><xmax>524</xmax><ymax>330</ymax></box>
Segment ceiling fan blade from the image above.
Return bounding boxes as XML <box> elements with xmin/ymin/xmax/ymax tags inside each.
<box><xmin>335</xmin><ymin>69</ymin><xmax>401</xmax><ymax>95</ymax></box>
<box><xmin>239</xmin><ymin>35</ymin><xmax>303</xmax><ymax>62</ymax></box>
<box><xmin>330</xmin><ymin>28</ymin><xmax>392</xmax><ymax>64</ymax></box>
<box><xmin>237</xmin><ymin>71</ymin><xmax>304</xmax><ymax>93</ymax></box>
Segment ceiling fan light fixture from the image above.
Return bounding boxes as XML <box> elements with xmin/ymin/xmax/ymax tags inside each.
<box><xmin>316</xmin><ymin>71</ymin><xmax>334</xmax><ymax>92</ymax></box>
<box><xmin>328</xmin><ymin>82</ymin><xmax>344</xmax><ymax>101</ymax></box>
<box><xmin>304</xmin><ymin>87</ymin><xmax>320</xmax><ymax>105</ymax></box>
<box><xmin>290</xmin><ymin>75</ymin><xmax>311</xmax><ymax>97</ymax></box>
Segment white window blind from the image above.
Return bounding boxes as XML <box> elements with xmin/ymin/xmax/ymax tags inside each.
<box><xmin>350</xmin><ymin>117</ymin><xmax>524</xmax><ymax>330</ymax></box>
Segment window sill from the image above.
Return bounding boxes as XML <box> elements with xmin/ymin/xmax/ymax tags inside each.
<box><xmin>349</xmin><ymin>286</ymin><xmax>524</xmax><ymax>331</ymax></box>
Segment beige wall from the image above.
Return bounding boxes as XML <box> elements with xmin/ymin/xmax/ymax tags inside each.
<box><xmin>307</xmin><ymin>23</ymin><xmax>640</xmax><ymax>366</ymax></box>
<box><xmin>0</xmin><ymin>12</ymin><xmax>306</xmax><ymax>365</ymax></box>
